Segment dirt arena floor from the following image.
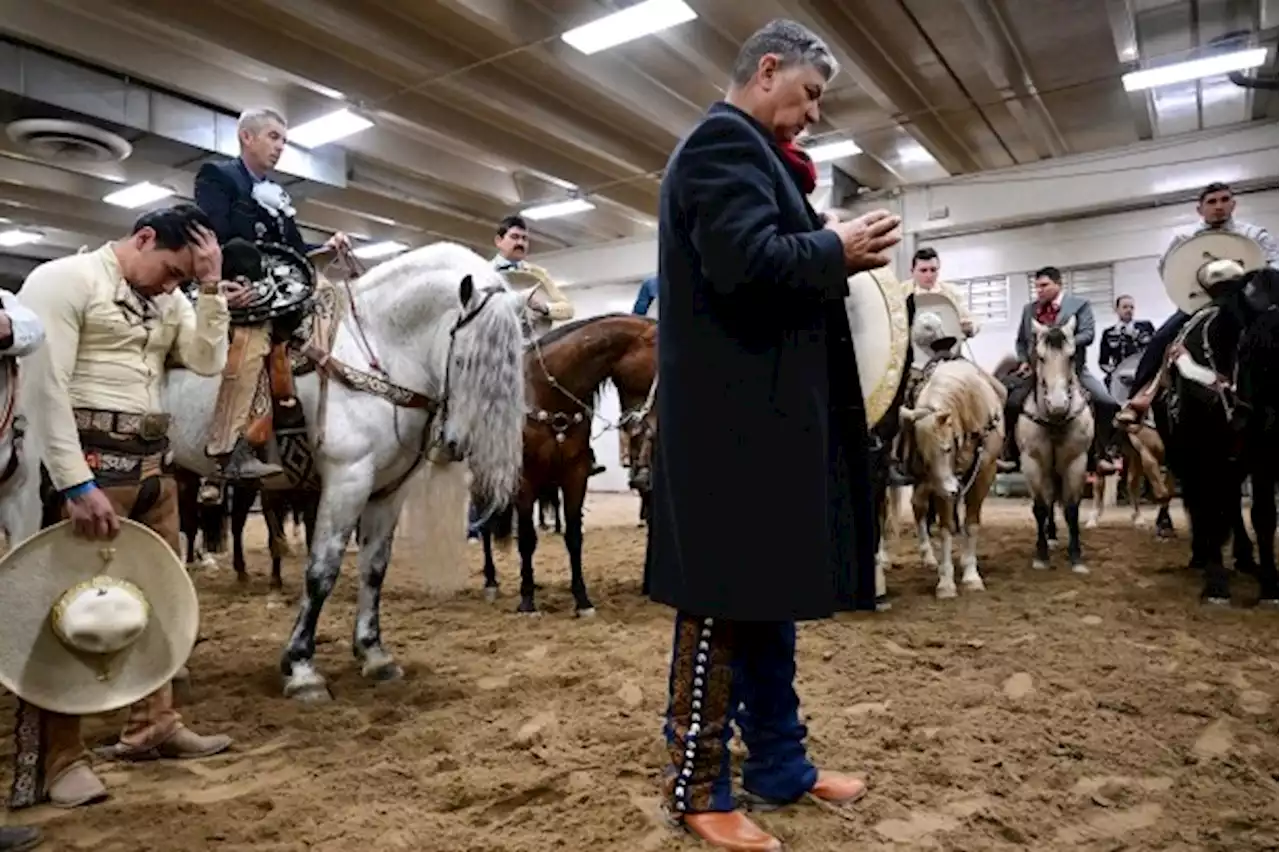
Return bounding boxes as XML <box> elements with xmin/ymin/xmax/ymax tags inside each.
<box><xmin>3</xmin><ymin>494</ymin><xmax>1276</xmax><ymax>851</ymax></box>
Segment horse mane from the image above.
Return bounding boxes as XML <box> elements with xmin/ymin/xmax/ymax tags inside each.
<box><xmin>529</xmin><ymin>312</ymin><xmax>656</xmax><ymax>350</ymax></box>
<box><xmin>916</xmin><ymin>361</ymin><xmax>998</xmax><ymax>432</ymax></box>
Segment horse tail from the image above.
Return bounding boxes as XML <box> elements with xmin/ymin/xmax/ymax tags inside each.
<box><xmin>200</xmin><ymin>494</ymin><xmax>228</xmax><ymax>554</ymax></box>
<box><xmin>491</xmin><ymin>503</ymin><xmax>515</xmax><ymax>544</ymax></box>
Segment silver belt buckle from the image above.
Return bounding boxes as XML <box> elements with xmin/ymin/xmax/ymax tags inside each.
<box><xmin>139</xmin><ymin>413</ymin><xmax>170</xmax><ymax>441</ymax></box>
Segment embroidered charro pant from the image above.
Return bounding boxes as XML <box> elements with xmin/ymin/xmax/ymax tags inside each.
<box><xmin>662</xmin><ymin>613</ymin><xmax>818</xmax><ymax>815</ymax></box>
<box><xmin>9</xmin><ymin>442</ymin><xmax>185</xmax><ymax>810</ymax></box>
<box><xmin>206</xmin><ymin>323</ymin><xmax>273</xmax><ymax>456</ymax></box>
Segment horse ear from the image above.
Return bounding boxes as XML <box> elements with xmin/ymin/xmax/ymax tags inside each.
<box><xmin>934</xmin><ymin>410</ymin><xmax>950</xmax><ymax>428</ymax></box>
<box><xmin>459</xmin><ymin>274</ymin><xmax>475</xmax><ymax>306</ymax></box>
<box><xmin>1062</xmin><ymin>315</ymin><xmax>1077</xmax><ymax>337</ymax></box>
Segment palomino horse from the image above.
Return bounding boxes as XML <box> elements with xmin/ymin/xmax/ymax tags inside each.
<box><xmin>164</xmin><ymin>243</ymin><xmax>528</xmax><ymax>701</ymax></box>
<box><xmin>1015</xmin><ymin>317</ymin><xmax>1095</xmax><ymax>573</ymax></box>
<box><xmin>479</xmin><ymin>313</ymin><xmax>657</xmax><ymax>615</ymax></box>
<box><xmin>899</xmin><ymin>357</ymin><xmax>1005</xmax><ymax>598</ymax></box>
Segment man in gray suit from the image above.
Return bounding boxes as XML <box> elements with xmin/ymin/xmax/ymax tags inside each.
<box><xmin>999</xmin><ymin>266</ymin><xmax>1118</xmax><ymax>473</ymax></box>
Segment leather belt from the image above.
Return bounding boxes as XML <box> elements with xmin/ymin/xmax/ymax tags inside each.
<box><xmin>73</xmin><ymin>408</ymin><xmax>172</xmax><ymax>441</ymax></box>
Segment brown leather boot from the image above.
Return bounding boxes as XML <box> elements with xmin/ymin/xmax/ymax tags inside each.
<box><xmin>809</xmin><ymin>771</ymin><xmax>867</xmax><ymax>805</ymax></box>
<box><xmin>683</xmin><ymin>812</ymin><xmax>782</xmax><ymax>852</ymax></box>
<box><xmin>96</xmin><ymin>727</ymin><xmax>232</xmax><ymax>762</ymax></box>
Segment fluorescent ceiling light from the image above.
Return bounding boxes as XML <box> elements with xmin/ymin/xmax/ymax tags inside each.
<box><xmin>102</xmin><ymin>181</ymin><xmax>174</xmax><ymax>209</ymax></box>
<box><xmin>352</xmin><ymin>240</ymin><xmax>408</xmax><ymax>260</ymax></box>
<box><xmin>562</xmin><ymin>0</ymin><xmax>697</xmax><ymax>55</ymax></box>
<box><xmin>289</xmin><ymin>108</ymin><xmax>374</xmax><ymax>149</ymax></box>
<box><xmin>1122</xmin><ymin>47</ymin><xmax>1269</xmax><ymax>91</ymax></box>
<box><xmin>521</xmin><ymin>198</ymin><xmax>596</xmax><ymax>220</ymax></box>
<box><xmin>0</xmin><ymin>229</ymin><xmax>42</xmax><ymax>247</ymax></box>
<box><xmin>805</xmin><ymin>139</ymin><xmax>862</xmax><ymax>163</ymax></box>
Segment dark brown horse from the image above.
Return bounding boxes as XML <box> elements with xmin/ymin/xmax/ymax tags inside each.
<box><xmin>175</xmin><ymin>470</ymin><xmax>317</xmax><ymax>590</ymax></box>
<box><xmin>479</xmin><ymin>313</ymin><xmax>658</xmax><ymax>615</ymax></box>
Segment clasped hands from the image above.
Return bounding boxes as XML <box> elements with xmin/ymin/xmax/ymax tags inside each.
<box><xmin>822</xmin><ymin>209</ymin><xmax>903</xmax><ymax>274</ymax></box>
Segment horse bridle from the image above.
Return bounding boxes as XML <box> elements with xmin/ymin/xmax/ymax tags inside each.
<box><xmin>1024</xmin><ymin>350</ymin><xmax>1088</xmax><ymax>430</ymax></box>
<box><xmin>427</xmin><ymin>285</ymin><xmax>502</xmax><ymax>462</ymax></box>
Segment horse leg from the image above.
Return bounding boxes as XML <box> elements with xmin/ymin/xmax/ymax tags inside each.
<box><xmin>481</xmin><ymin>523</ymin><xmax>499</xmax><ymax>602</ymax></box>
<box><xmin>1230</xmin><ymin>496</ymin><xmax>1257</xmax><ymax>577</ymax></box>
<box><xmin>1155</xmin><ymin>471</ymin><xmax>1176</xmax><ymax>538</ymax></box>
<box><xmin>553</xmin><ymin>490</ymin><xmax>563</xmax><ymax>536</ymax></box>
<box><xmin>561</xmin><ymin>474</ymin><xmax>595</xmax><ymax>616</ymax></box>
<box><xmin>280</xmin><ymin>468</ymin><xmax>370</xmax><ymax>701</ymax></box>
<box><xmin>913</xmin><ymin>489</ymin><xmax>937</xmax><ymax>571</ymax></box>
<box><xmin>1250</xmin><ymin>467</ymin><xmax>1278</xmax><ymax>605</ymax></box>
<box><xmin>352</xmin><ymin>493</ymin><xmax>407</xmax><ymax>682</ymax></box>
<box><xmin>1061</xmin><ymin>452</ymin><xmax>1089</xmax><ymax>574</ymax></box>
<box><xmin>229</xmin><ymin>485</ymin><xmax>255</xmax><ymax>584</ymax></box>
<box><xmin>934</xmin><ymin>497</ymin><xmax>958</xmax><ymax>600</ymax></box>
<box><xmin>960</xmin><ymin>470</ymin><xmax>993</xmax><ymax>593</ymax></box>
<box><xmin>261</xmin><ymin>493</ymin><xmax>287</xmax><ymax>591</ymax></box>
<box><xmin>515</xmin><ymin>489</ymin><xmax>541</xmax><ymax>615</ymax></box>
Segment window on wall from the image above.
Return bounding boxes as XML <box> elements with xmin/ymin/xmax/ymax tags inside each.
<box><xmin>953</xmin><ymin>276</ymin><xmax>1011</xmax><ymax>325</ymax></box>
<box><xmin>1027</xmin><ymin>264</ymin><xmax>1116</xmax><ymax>314</ymax></box>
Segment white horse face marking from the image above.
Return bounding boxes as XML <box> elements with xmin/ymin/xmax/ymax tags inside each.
<box><xmin>1032</xmin><ymin>318</ymin><xmax>1076</xmax><ymax>418</ymax></box>
<box><xmin>911</xmin><ymin>409</ymin><xmax>961</xmax><ymax>497</ymax></box>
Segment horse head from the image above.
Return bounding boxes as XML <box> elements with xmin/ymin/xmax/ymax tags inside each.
<box><xmin>1030</xmin><ymin>316</ymin><xmax>1078</xmax><ymax>420</ymax></box>
<box><xmin>899</xmin><ymin>404</ymin><xmax>962</xmax><ymax>497</ymax></box>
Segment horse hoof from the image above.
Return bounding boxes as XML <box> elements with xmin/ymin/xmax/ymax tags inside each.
<box><xmin>1031</xmin><ymin>558</ymin><xmax>1049</xmax><ymax>570</ymax></box>
<box><xmin>962</xmin><ymin>578</ymin><xmax>986</xmax><ymax>592</ymax></box>
<box><xmin>1071</xmin><ymin>564</ymin><xmax>1090</xmax><ymax>575</ymax></box>
<box><xmin>1047</xmin><ymin>539</ymin><xmax>1059</xmax><ymax>549</ymax></box>
<box><xmin>484</xmin><ymin>586</ymin><xmax>499</xmax><ymax>604</ymax></box>
<box><xmin>363</xmin><ymin>660</ymin><xmax>404</xmax><ymax>682</ymax></box>
<box><xmin>235</xmin><ymin>572</ymin><xmax>249</xmax><ymax>584</ymax></box>
<box><xmin>1085</xmin><ymin>518</ymin><xmax>1098</xmax><ymax>530</ymax></box>
<box><xmin>516</xmin><ymin>599</ymin><xmax>540</xmax><ymax>617</ymax></box>
<box><xmin>576</xmin><ymin>607</ymin><xmax>597</xmax><ymax>619</ymax></box>
<box><xmin>201</xmin><ymin>555</ymin><xmax>218</xmax><ymax>571</ymax></box>
<box><xmin>283</xmin><ymin>676</ymin><xmax>331</xmax><ymax>703</ymax></box>
<box><xmin>875</xmin><ymin>596</ymin><xmax>892</xmax><ymax>612</ymax></box>
<box><xmin>935</xmin><ymin>585</ymin><xmax>958</xmax><ymax>600</ymax></box>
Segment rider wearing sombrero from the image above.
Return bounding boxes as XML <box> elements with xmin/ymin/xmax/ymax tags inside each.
<box><xmin>10</xmin><ymin>204</ymin><xmax>234</xmax><ymax>814</ymax></box>
<box><xmin>194</xmin><ymin>107</ymin><xmax>350</xmax><ymax>490</ymax></box>
<box><xmin>1116</xmin><ymin>182</ymin><xmax>1278</xmax><ymax>426</ymax></box>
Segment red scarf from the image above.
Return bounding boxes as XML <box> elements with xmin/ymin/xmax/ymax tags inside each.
<box><xmin>778</xmin><ymin>141</ymin><xmax>817</xmax><ymax>195</ymax></box>
<box><xmin>1035</xmin><ymin>299</ymin><xmax>1060</xmax><ymax>326</ymax></box>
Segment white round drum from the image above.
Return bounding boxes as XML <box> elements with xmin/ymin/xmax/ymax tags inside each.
<box><xmin>844</xmin><ymin>267</ymin><xmax>911</xmax><ymax>427</ymax></box>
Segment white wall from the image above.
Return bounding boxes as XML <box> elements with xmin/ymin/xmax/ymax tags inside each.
<box><xmin>934</xmin><ymin>189</ymin><xmax>1278</xmax><ymax>372</ymax></box>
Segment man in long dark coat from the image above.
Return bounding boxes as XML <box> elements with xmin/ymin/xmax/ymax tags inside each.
<box><xmin>644</xmin><ymin>18</ymin><xmax>903</xmax><ymax>852</ymax></box>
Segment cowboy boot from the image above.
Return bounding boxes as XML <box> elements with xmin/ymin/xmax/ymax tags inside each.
<box><xmin>46</xmin><ymin>762</ymin><xmax>107</xmax><ymax>809</ymax></box>
<box><xmin>683</xmin><ymin>813</ymin><xmax>782</xmax><ymax>852</ymax></box>
<box><xmin>211</xmin><ymin>438</ymin><xmax>283</xmax><ymax>483</ymax></box>
<box><xmin>743</xmin><ymin>771</ymin><xmax>868</xmax><ymax>811</ymax></box>
<box><xmin>0</xmin><ymin>826</ymin><xmax>41</xmax><ymax>852</ymax></box>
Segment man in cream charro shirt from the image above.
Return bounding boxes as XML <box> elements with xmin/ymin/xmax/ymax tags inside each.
<box><xmin>10</xmin><ymin>204</ymin><xmax>238</xmax><ymax>813</ymax></box>
<box><xmin>901</xmin><ymin>247</ymin><xmax>978</xmax><ymax>337</ymax></box>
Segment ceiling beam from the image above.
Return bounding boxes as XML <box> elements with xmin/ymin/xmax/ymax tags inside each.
<box><xmin>104</xmin><ymin>0</ymin><xmax>659</xmax><ymax>215</ymax></box>
<box><xmin>952</xmin><ymin>0</ymin><xmax>1071</xmax><ymax>159</ymax></box>
<box><xmin>1104</xmin><ymin>0</ymin><xmax>1157</xmax><ymax>140</ymax></box>
<box><xmin>780</xmin><ymin>0</ymin><xmax>984</xmax><ymax>175</ymax></box>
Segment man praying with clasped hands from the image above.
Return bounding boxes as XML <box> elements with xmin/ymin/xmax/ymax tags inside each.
<box><xmin>645</xmin><ymin>17</ymin><xmax>901</xmax><ymax>852</ymax></box>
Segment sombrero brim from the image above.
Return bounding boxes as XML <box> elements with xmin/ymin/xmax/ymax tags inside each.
<box><xmin>1162</xmin><ymin>231</ymin><xmax>1265</xmax><ymax>315</ymax></box>
<box><xmin>0</xmin><ymin>519</ymin><xmax>199</xmax><ymax>716</ymax></box>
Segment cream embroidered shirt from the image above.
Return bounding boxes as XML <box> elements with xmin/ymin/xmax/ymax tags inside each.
<box><xmin>17</xmin><ymin>243</ymin><xmax>230</xmax><ymax>490</ymax></box>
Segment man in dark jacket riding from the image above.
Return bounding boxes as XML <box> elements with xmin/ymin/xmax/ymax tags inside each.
<box><xmin>645</xmin><ymin>18</ymin><xmax>900</xmax><ymax>852</ymax></box>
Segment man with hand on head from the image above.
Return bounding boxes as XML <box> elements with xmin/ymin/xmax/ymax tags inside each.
<box><xmin>646</xmin><ymin>17</ymin><xmax>899</xmax><ymax>852</ymax></box>
<box><xmin>10</xmin><ymin>204</ymin><xmax>235</xmax><ymax>813</ymax></box>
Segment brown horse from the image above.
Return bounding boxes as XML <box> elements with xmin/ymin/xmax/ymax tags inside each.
<box><xmin>479</xmin><ymin>313</ymin><xmax>658</xmax><ymax>615</ymax></box>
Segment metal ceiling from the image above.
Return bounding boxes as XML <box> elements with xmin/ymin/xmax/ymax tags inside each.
<box><xmin>0</xmin><ymin>0</ymin><xmax>1274</xmax><ymax>263</ymax></box>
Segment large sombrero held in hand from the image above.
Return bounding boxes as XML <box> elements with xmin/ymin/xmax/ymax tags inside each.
<box><xmin>0</xmin><ymin>519</ymin><xmax>199</xmax><ymax>716</ymax></box>
<box><xmin>1162</xmin><ymin>230</ymin><xmax>1265</xmax><ymax>315</ymax></box>
<box><xmin>911</xmin><ymin>290</ymin><xmax>965</xmax><ymax>365</ymax></box>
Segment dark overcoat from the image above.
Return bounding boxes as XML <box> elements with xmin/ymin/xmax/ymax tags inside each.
<box><xmin>194</xmin><ymin>159</ymin><xmax>315</xmax><ymax>256</ymax></box>
<box><xmin>645</xmin><ymin>101</ymin><xmax>878</xmax><ymax>622</ymax></box>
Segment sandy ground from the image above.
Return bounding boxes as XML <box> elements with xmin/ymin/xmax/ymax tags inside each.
<box><xmin>2</xmin><ymin>494</ymin><xmax>1276</xmax><ymax>852</ymax></box>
